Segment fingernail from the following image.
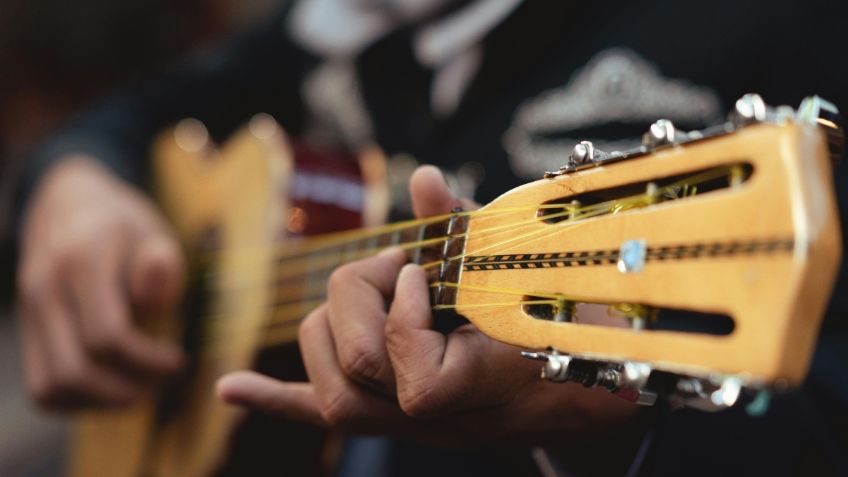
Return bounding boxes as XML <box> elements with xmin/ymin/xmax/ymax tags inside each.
<box><xmin>378</xmin><ymin>246</ymin><xmax>398</xmax><ymax>256</ymax></box>
<box><xmin>398</xmin><ymin>263</ymin><xmax>423</xmax><ymax>281</ymax></box>
<box><xmin>378</xmin><ymin>246</ymin><xmax>407</xmax><ymax>260</ymax></box>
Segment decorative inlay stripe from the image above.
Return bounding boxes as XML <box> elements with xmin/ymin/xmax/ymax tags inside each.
<box><xmin>462</xmin><ymin>239</ymin><xmax>794</xmax><ymax>271</ymax></box>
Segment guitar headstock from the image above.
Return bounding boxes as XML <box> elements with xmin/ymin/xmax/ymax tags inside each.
<box><xmin>449</xmin><ymin>95</ymin><xmax>842</xmax><ymax>410</ymax></box>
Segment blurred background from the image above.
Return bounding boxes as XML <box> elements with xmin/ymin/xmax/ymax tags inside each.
<box><xmin>0</xmin><ymin>1</ymin><xmax>284</xmax><ymax>474</ymax></box>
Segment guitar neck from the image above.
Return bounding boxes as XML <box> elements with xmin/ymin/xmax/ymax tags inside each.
<box><xmin>259</xmin><ymin>212</ymin><xmax>466</xmax><ymax>346</ymax></box>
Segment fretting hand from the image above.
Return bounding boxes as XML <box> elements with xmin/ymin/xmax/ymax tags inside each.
<box><xmin>217</xmin><ymin>165</ymin><xmax>641</xmax><ymax>445</ymax></box>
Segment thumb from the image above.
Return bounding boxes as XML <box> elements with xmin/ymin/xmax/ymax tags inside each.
<box><xmin>127</xmin><ymin>231</ymin><xmax>186</xmax><ymax>313</ymax></box>
<box><xmin>217</xmin><ymin>371</ymin><xmax>324</xmax><ymax>426</ymax></box>
<box><xmin>409</xmin><ymin>165</ymin><xmax>471</xmax><ymax>219</ymax></box>
<box><xmin>385</xmin><ymin>264</ymin><xmax>451</xmax><ymax>417</ymax></box>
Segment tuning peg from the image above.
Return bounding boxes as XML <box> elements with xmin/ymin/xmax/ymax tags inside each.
<box><xmin>642</xmin><ymin>119</ymin><xmax>676</xmax><ymax>148</ymax></box>
<box><xmin>543</xmin><ymin>140</ymin><xmax>602</xmax><ymax>178</ymax></box>
<box><xmin>569</xmin><ymin>141</ymin><xmax>595</xmax><ymax>166</ymax></box>
<box><xmin>797</xmin><ymin>95</ymin><xmax>844</xmax><ymax>165</ymax></box>
<box><xmin>730</xmin><ymin>93</ymin><xmax>767</xmax><ymax>126</ymax></box>
<box><xmin>520</xmin><ymin>351</ymin><xmax>550</xmax><ymax>361</ymax></box>
<box><xmin>521</xmin><ymin>350</ymin><xmax>572</xmax><ymax>381</ymax></box>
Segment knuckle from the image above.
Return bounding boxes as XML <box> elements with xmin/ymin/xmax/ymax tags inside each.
<box><xmin>158</xmin><ymin>238</ymin><xmax>183</xmax><ymax>268</ymax></box>
<box><xmin>50</xmin><ymin>360</ymin><xmax>87</xmax><ymax>397</ymax></box>
<box><xmin>85</xmin><ymin>320</ymin><xmax>129</xmax><ymax>356</ymax></box>
<box><xmin>16</xmin><ymin>262</ymin><xmax>52</xmax><ymax>305</ymax></box>
<box><xmin>298</xmin><ymin>308</ymin><xmax>323</xmax><ymax>339</ymax></box>
<box><xmin>320</xmin><ymin>389</ymin><xmax>357</xmax><ymax>426</ymax></box>
<box><xmin>143</xmin><ymin>237</ymin><xmax>185</xmax><ymax>280</ymax></box>
<box><xmin>383</xmin><ymin>318</ymin><xmax>404</xmax><ymax>351</ymax></box>
<box><xmin>55</xmin><ymin>234</ymin><xmax>94</xmax><ymax>266</ymax></box>
<box><xmin>58</xmin><ymin>213</ymin><xmax>124</xmax><ymax>260</ymax></box>
<box><xmin>339</xmin><ymin>337</ymin><xmax>384</xmax><ymax>382</ymax></box>
<box><xmin>398</xmin><ymin>379</ymin><xmax>442</xmax><ymax>418</ymax></box>
<box><xmin>25</xmin><ymin>373</ymin><xmax>52</xmax><ymax>405</ymax></box>
<box><xmin>327</xmin><ymin>264</ymin><xmax>355</xmax><ymax>296</ymax></box>
<box><xmin>392</xmin><ymin>298</ymin><xmax>420</xmax><ymax>321</ymax></box>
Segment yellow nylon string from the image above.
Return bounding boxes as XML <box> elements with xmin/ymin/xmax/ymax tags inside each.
<box><xmin>201</xmin><ymin>166</ymin><xmax>736</xmax><ymax>352</ymax></box>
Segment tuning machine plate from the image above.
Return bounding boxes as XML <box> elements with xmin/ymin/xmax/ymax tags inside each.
<box><xmin>542</xmin><ymin>93</ymin><xmax>844</xmax><ymax>180</ymax></box>
<box><xmin>521</xmin><ymin>349</ymin><xmax>754</xmax><ymax>411</ymax></box>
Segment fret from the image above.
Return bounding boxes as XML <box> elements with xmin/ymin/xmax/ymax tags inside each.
<box><xmin>434</xmin><ymin>211</ymin><xmax>470</xmax><ymax>306</ymax></box>
<box><xmin>267</xmin><ymin>216</ymin><xmax>458</xmax><ymax>326</ymax></box>
<box><xmin>299</xmin><ymin>246</ymin><xmax>333</xmax><ymax>318</ymax></box>
<box><xmin>341</xmin><ymin>239</ymin><xmax>359</xmax><ymax>264</ymax></box>
<box><xmin>364</xmin><ymin>233</ymin><xmax>378</xmax><ymax>255</ymax></box>
<box><xmin>415</xmin><ymin>218</ymin><xmax>451</xmax><ymax>281</ymax></box>
<box><xmin>411</xmin><ymin>223</ymin><xmax>427</xmax><ymax>264</ymax></box>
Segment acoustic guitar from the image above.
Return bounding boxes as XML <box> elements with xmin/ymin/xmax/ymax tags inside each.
<box><xmin>68</xmin><ymin>94</ymin><xmax>843</xmax><ymax>476</ymax></box>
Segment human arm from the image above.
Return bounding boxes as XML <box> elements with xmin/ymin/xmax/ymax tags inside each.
<box><xmin>15</xmin><ymin>7</ymin><xmax>317</xmax><ymax>408</ymax></box>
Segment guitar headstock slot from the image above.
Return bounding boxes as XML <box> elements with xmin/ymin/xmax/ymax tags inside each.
<box><xmin>537</xmin><ymin>163</ymin><xmax>754</xmax><ymax>224</ymax></box>
<box><xmin>521</xmin><ymin>295</ymin><xmax>734</xmax><ymax>336</ymax></box>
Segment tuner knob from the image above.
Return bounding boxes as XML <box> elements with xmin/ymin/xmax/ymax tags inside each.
<box><xmin>797</xmin><ymin>95</ymin><xmax>844</xmax><ymax>165</ymax></box>
<box><xmin>569</xmin><ymin>140</ymin><xmax>595</xmax><ymax>166</ymax></box>
<box><xmin>731</xmin><ymin>93</ymin><xmax>767</xmax><ymax>125</ymax></box>
<box><xmin>642</xmin><ymin>119</ymin><xmax>676</xmax><ymax>148</ymax></box>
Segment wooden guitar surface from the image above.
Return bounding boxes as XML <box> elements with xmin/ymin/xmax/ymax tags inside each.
<box><xmin>68</xmin><ymin>115</ymin><xmax>385</xmax><ymax>477</ymax></box>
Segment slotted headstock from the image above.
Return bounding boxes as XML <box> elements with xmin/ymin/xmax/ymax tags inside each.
<box><xmin>452</xmin><ymin>95</ymin><xmax>842</xmax><ymax>409</ymax></box>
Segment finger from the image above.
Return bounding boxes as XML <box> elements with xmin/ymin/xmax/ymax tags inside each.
<box><xmin>298</xmin><ymin>305</ymin><xmax>410</xmax><ymax>432</ymax></box>
<box><xmin>17</xmin><ymin>262</ymin><xmax>56</xmax><ymax>404</ymax></box>
<box><xmin>458</xmin><ymin>196</ymin><xmax>481</xmax><ymax>212</ymax></box>
<box><xmin>71</xmin><ymin>237</ymin><xmax>183</xmax><ymax>377</ymax></box>
<box><xmin>216</xmin><ymin>371</ymin><xmax>324</xmax><ymax>426</ymax></box>
<box><xmin>409</xmin><ymin>165</ymin><xmax>463</xmax><ymax>218</ymax></box>
<box><xmin>35</xmin><ymin>291</ymin><xmax>139</xmax><ymax>408</ymax></box>
<box><xmin>127</xmin><ymin>231</ymin><xmax>186</xmax><ymax>313</ymax></box>
<box><xmin>18</xmin><ymin>299</ymin><xmax>54</xmax><ymax>405</ymax></box>
<box><xmin>387</xmin><ymin>263</ymin><xmax>518</xmax><ymax>418</ymax></box>
<box><xmin>326</xmin><ymin>248</ymin><xmax>407</xmax><ymax>389</ymax></box>
<box><xmin>385</xmin><ymin>263</ymin><xmax>451</xmax><ymax>417</ymax></box>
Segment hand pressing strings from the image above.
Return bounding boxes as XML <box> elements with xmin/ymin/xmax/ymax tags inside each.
<box><xmin>215</xmin><ymin>165</ymin><xmax>641</xmax><ymax>446</ymax></box>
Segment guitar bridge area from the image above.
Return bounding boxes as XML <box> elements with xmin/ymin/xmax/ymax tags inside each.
<box><xmin>522</xmin><ymin>296</ymin><xmax>734</xmax><ymax>336</ymax></box>
<box><xmin>537</xmin><ymin>163</ymin><xmax>753</xmax><ymax>224</ymax></box>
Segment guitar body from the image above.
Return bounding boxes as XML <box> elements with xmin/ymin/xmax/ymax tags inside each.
<box><xmin>68</xmin><ymin>115</ymin><xmax>386</xmax><ymax>477</ymax></box>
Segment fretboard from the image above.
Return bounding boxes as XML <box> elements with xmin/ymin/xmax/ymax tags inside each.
<box><xmin>264</xmin><ymin>214</ymin><xmax>465</xmax><ymax>335</ymax></box>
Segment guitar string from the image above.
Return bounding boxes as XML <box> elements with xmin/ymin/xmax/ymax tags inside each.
<box><xmin>202</xmin><ymin>169</ymin><xmax>720</xmax><ymax>344</ymax></box>
<box><xmin>255</xmin><ymin>283</ymin><xmax>576</xmax><ymax>349</ymax></box>
<box><xmin>255</xmin><ymin>166</ymin><xmax>731</xmax><ymax>332</ymax></box>
<box><xmin>207</xmin><ymin>186</ymin><xmax>644</xmax><ymax>286</ymax></box>
<box><xmin>194</xmin><ymin>209</ymin><xmax>564</xmax><ymax>324</ymax></box>
<box><xmin>199</xmin><ymin>209</ymin><xmax>572</xmax><ymax>338</ymax></box>
<box><xmin>199</xmin><ymin>213</ymin><xmax>581</xmax><ymax>349</ymax></box>
<box><xmin>415</xmin><ymin>165</ymin><xmax>733</xmax><ymax>272</ymax></box>
<box><xmin>418</xmin><ymin>204</ymin><xmax>614</xmax><ymax>271</ymax></box>
<box><xmin>201</xmin><ymin>197</ymin><xmax>626</xmax><ymax>294</ymax></box>
<box><xmin>197</xmin><ymin>167</ymin><xmax>736</xmax><ymax>350</ymax></box>
<box><xmin>267</xmin><ymin>204</ymin><xmax>591</xmax><ymax>284</ymax></box>
<box><xmin>257</xmin><ymin>210</ymin><xmax>602</xmax><ymax>331</ymax></box>
<box><xmin>255</xmin><ymin>162</ymin><xmax>725</xmax><ymax>287</ymax></box>
<box><xmin>185</xmin><ymin>202</ymin><xmax>596</xmax><ymax>285</ymax></box>
<box><xmin>204</xmin><ymin>210</ymin><xmax>611</xmax><ymax>351</ymax></box>
<box><xmin>186</xmin><ymin>204</ymin><xmax>568</xmax><ymax>269</ymax></box>
<box><xmin>200</xmin><ymin>205</ymin><xmax>593</xmax><ymax>326</ymax></box>
<box><xmin>191</xmin><ymin>164</ymin><xmax>734</xmax><ymax>282</ymax></box>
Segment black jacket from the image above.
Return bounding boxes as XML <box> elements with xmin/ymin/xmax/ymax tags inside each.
<box><xmin>16</xmin><ymin>1</ymin><xmax>848</xmax><ymax>475</ymax></box>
